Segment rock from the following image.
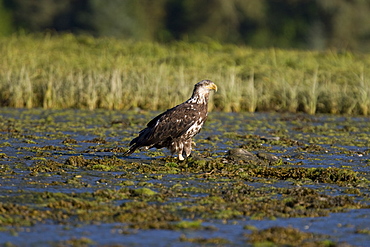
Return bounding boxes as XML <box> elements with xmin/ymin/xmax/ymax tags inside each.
<box><xmin>226</xmin><ymin>148</ymin><xmax>259</xmax><ymax>162</ymax></box>
<box><xmin>257</xmin><ymin>152</ymin><xmax>282</xmax><ymax>165</ymax></box>
<box><xmin>257</xmin><ymin>152</ymin><xmax>279</xmax><ymax>162</ymax></box>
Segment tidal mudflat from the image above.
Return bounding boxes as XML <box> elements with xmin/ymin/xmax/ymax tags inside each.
<box><xmin>0</xmin><ymin>108</ymin><xmax>369</xmax><ymax>246</ymax></box>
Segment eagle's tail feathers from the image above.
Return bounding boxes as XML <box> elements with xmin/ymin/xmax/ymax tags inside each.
<box><xmin>123</xmin><ymin>145</ymin><xmax>138</xmax><ymax>157</ymax></box>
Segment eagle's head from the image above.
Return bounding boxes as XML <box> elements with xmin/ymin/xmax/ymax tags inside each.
<box><xmin>188</xmin><ymin>80</ymin><xmax>217</xmax><ymax>104</ymax></box>
<box><xmin>195</xmin><ymin>80</ymin><xmax>218</xmax><ymax>93</ymax></box>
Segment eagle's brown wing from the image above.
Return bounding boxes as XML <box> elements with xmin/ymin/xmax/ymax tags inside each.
<box><xmin>124</xmin><ymin>103</ymin><xmax>204</xmax><ymax>155</ymax></box>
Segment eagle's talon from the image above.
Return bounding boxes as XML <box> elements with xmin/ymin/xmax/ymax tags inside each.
<box><xmin>178</xmin><ymin>154</ymin><xmax>185</xmax><ymax>161</ymax></box>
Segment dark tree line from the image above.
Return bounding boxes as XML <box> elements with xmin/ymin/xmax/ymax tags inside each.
<box><xmin>1</xmin><ymin>0</ymin><xmax>370</xmax><ymax>51</ymax></box>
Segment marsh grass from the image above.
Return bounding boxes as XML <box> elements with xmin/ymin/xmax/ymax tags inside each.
<box><xmin>1</xmin><ymin>34</ymin><xmax>370</xmax><ymax>114</ymax></box>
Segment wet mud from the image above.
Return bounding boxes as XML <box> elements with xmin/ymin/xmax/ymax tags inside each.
<box><xmin>0</xmin><ymin>108</ymin><xmax>369</xmax><ymax>246</ymax></box>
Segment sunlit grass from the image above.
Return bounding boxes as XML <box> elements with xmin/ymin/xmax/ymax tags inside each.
<box><xmin>1</xmin><ymin>34</ymin><xmax>370</xmax><ymax>115</ymax></box>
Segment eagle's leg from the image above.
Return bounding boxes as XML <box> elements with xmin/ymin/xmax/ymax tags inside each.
<box><xmin>170</xmin><ymin>141</ymin><xmax>186</xmax><ymax>160</ymax></box>
<box><xmin>183</xmin><ymin>139</ymin><xmax>192</xmax><ymax>158</ymax></box>
<box><xmin>178</xmin><ymin>141</ymin><xmax>186</xmax><ymax>160</ymax></box>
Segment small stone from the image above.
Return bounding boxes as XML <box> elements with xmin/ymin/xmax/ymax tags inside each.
<box><xmin>257</xmin><ymin>152</ymin><xmax>279</xmax><ymax>162</ymax></box>
<box><xmin>226</xmin><ymin>148</ymin><xmax>258</xmax><ymax>162</ymax></box>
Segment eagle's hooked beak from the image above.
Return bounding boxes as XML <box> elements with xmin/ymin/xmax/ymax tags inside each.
<box><xmin>208</xmin><ymin>83</ymin><xmax>218</xmax><ymax>92</ymax></box>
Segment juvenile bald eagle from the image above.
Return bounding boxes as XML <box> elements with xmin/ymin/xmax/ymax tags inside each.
<box><xmin>124</xmin><ymin>80</ymin><xmax>217</xmax><ymax>160</ymax></box>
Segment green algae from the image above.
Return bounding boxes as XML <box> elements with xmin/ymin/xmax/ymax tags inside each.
<box><xmin>246</xmin><ymin>226</ymin><xmax>335</xmax><ymax>247</ymax></box>
<box><xmin>0</xmin><ymin>202</ymin><xmax>52</xmax><ymax>227</ymax></box>
<box><xmin>243</xmin><ymin>166</ymin><xmax>364</xmax><ymax>186</ymax></box>
<box><xmin>355</xmin><ymin>228</ymin><xmax>370</xmax><ymax>235</ymax></box>
<box><xmin>131</xmin><ymin>187</ymin><xmax>157</xmax><ymax>196</ymax></box>
<box><xmin>179</xmin><ymin>235</ymin><xmax>230</xmax><ymax>245</ymax></box>
<box><xmin>1</xmin><ymin>183</ymin><xmax>365</xmax><ymax>231</ymax></box>
<box><xmin>174</xmin><ymin>220</ymin><xmax>202</xmax><ymax>229</ymax></box>
<box><xmin>57</xmin><ymin>237</ymin><xmax>95</xmax><ymax>246</ymax></box>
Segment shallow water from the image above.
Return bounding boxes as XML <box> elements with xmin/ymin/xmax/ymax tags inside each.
<box><xmin>0</xmin><ymin>108</ymin><xmax>369</xmax><ymax>246</ymax></box>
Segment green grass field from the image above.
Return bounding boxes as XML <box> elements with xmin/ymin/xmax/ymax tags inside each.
<box><xmin>1</xmin><ymin>34</ymin><xmax>370</xmax><ymax>115</ymax></box>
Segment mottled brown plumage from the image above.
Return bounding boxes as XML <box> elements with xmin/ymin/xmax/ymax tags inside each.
<box><xmin>124</xmin><ymin>80</ymin><xmax>217</xmax><ymax>160</ymax></box>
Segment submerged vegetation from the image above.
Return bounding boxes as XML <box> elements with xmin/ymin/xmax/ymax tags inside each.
<box><xmin>0</xmin><ymin>108</ymin><xmax>369</xmax><ymax>245</ymax></box>
<box><xmin>1</xmin><ymin>34</ymin><xmax>370</xmax><ymax>114</ymax></box>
